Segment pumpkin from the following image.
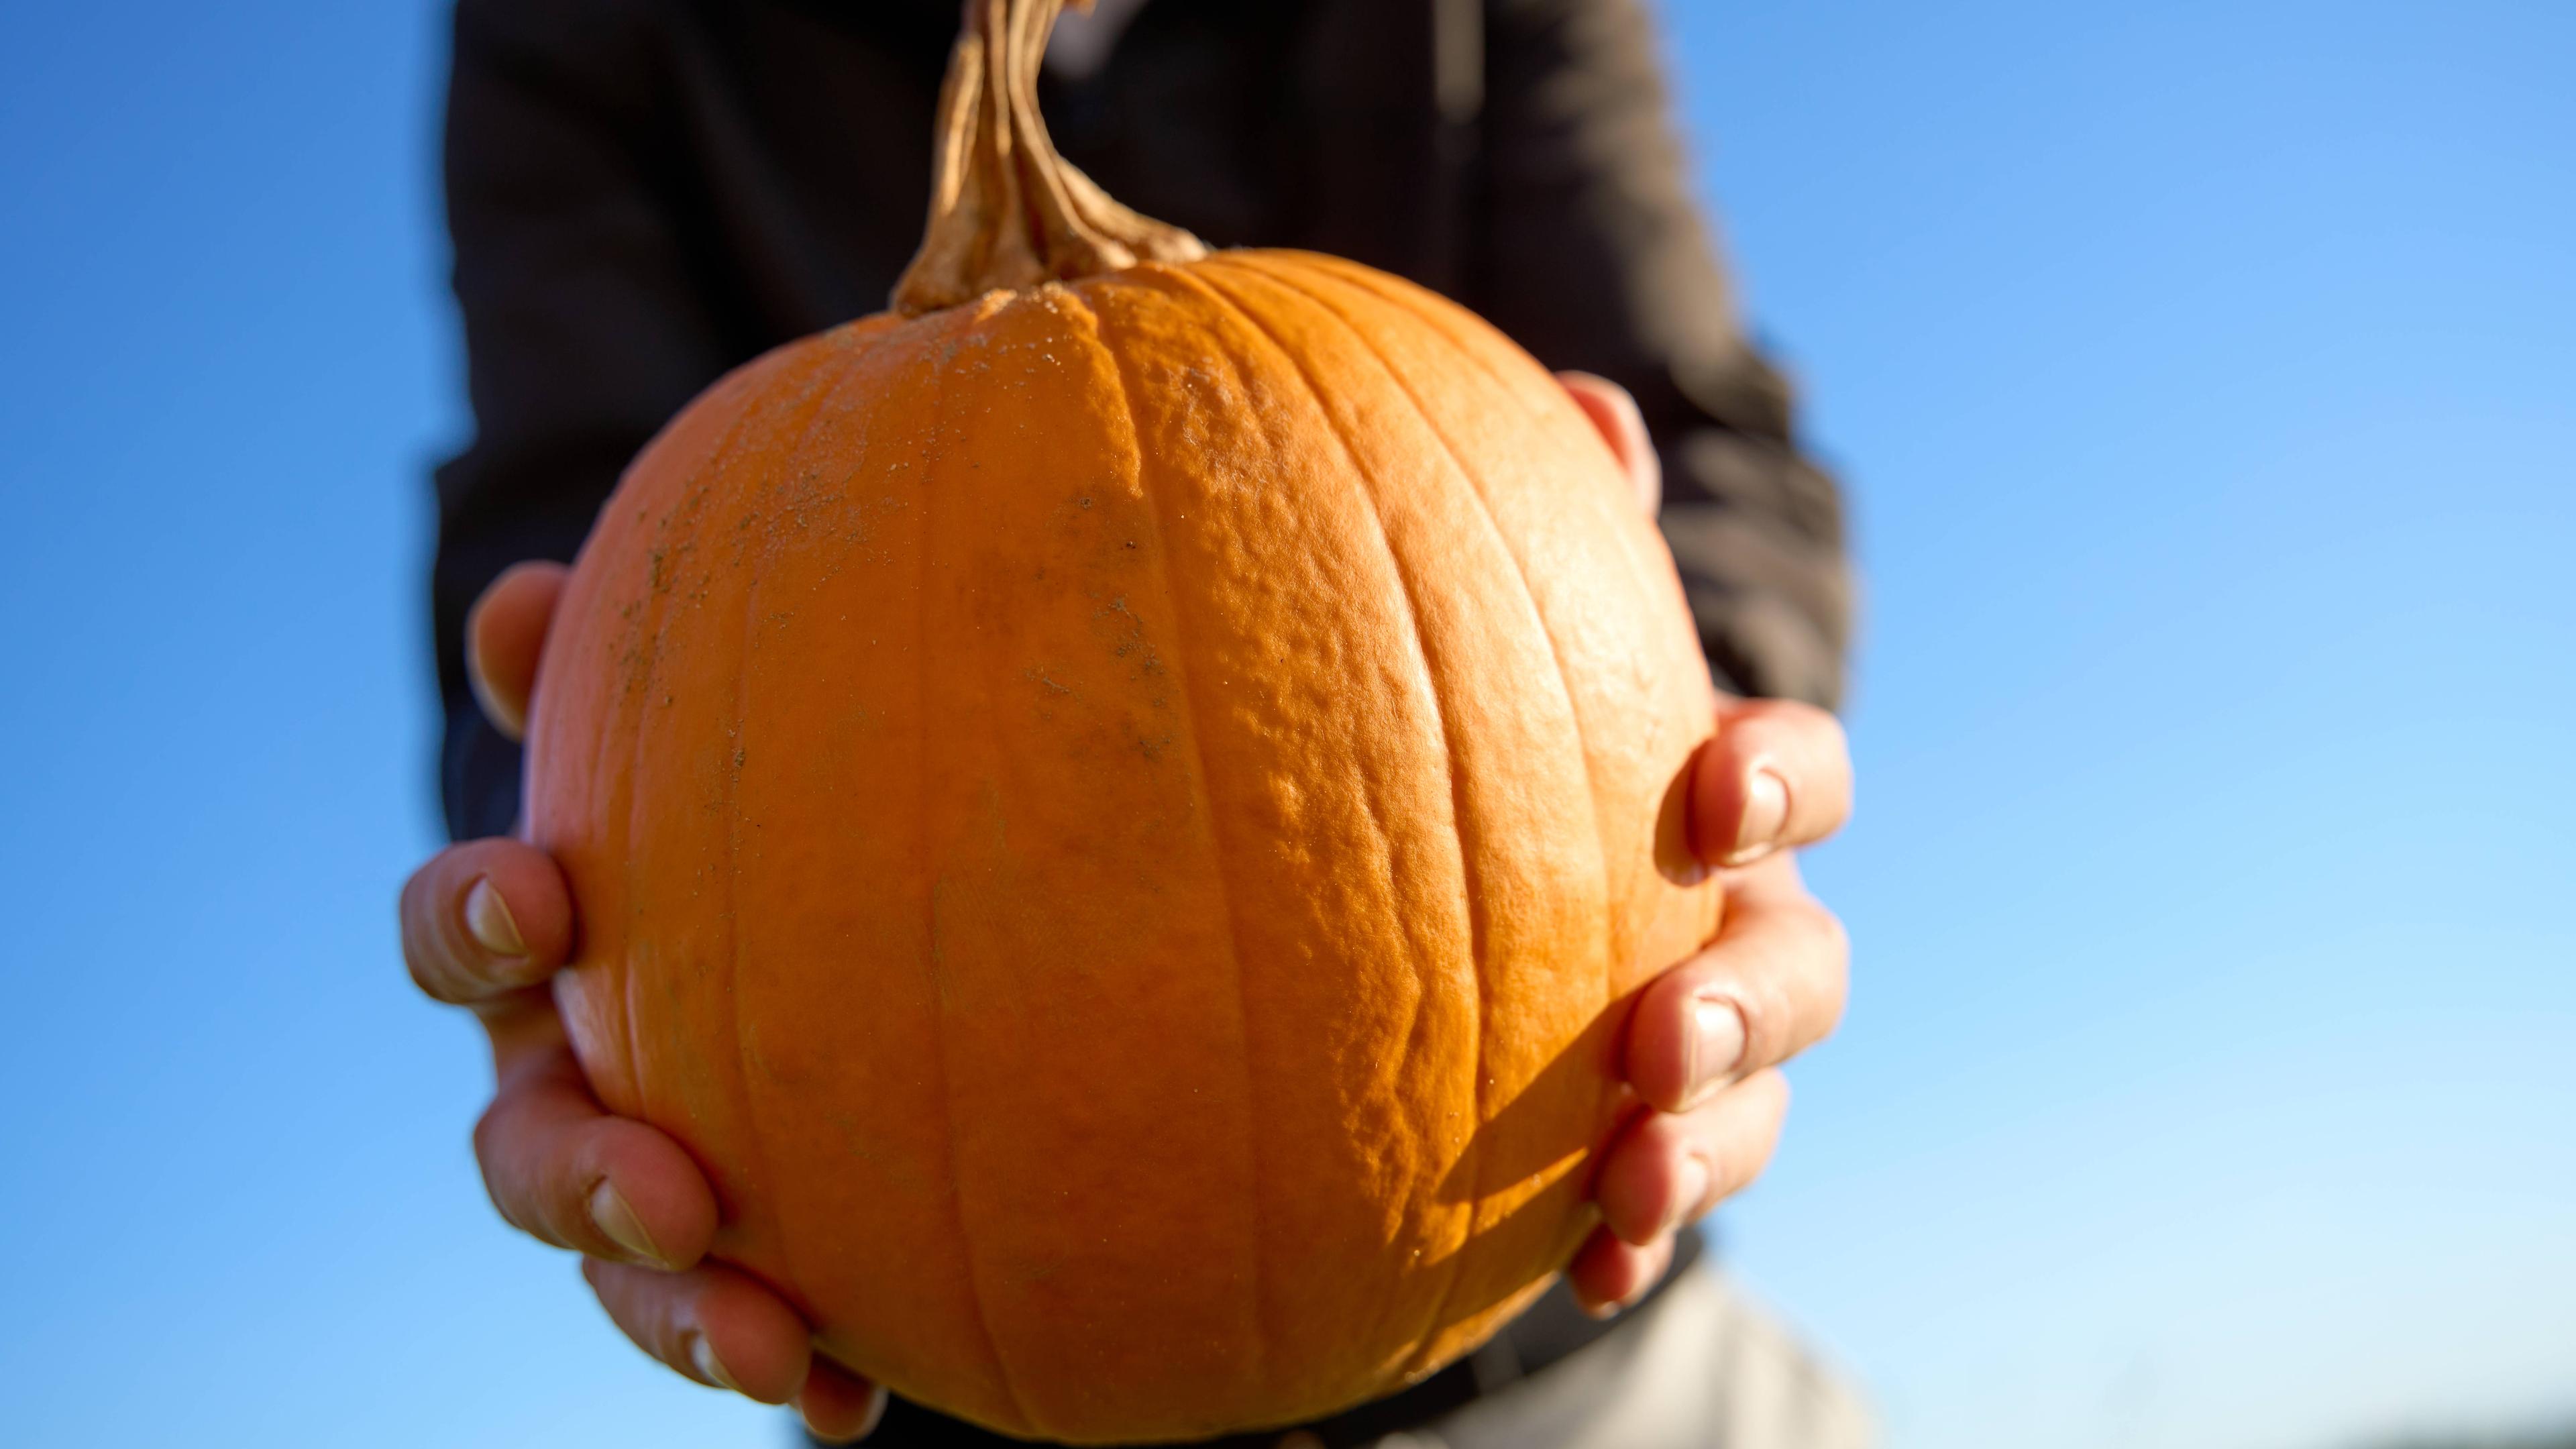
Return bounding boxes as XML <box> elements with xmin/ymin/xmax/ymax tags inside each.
<box><xmin>525</xmin><ymin>0</ymin><xmax>1721</xmax><ymax>1439</ymax></box>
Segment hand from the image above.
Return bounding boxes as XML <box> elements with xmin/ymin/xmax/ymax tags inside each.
<box><xmin>399</xmin><ymin>564</ymin><xmax>888</xmax><ymax>1443</ymax></box>
<box><xmin>1556</xmin><ymin>372</ymin><xmax>1856</xmax><ymax>1315</ymax></box>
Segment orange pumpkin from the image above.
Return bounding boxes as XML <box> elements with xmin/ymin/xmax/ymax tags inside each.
<box><xmin>525</xmin><ymin>0</ymin><xmax>1721</xmax><ymax>1439</ymax></box>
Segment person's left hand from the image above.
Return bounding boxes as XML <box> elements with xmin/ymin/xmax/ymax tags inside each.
<box><xmin>1556</xmin><ymin>372</ymin><xmax>1854</xmax><ymax>1315</ymax></box>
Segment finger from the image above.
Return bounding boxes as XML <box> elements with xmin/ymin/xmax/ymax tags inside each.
<box><xmin>1557</xmin><ymin>370</ymin><xmax>1661</xmax><ymax>517</ymax></box>
<box><xmin>583</xmin><ymin>1257</ymin><xmax>813</xmax><ymax>1406</ymax></box>
<box><xmin>1692</xmin><ymin>696</ymin><xmax>1853</xmax><ymax>868</ymax></box>
<box><xmin>1593</xmin><ymin>1070</ymin><xmax>1791</xmax><ymax>1246</ymax></box>
<box><xmin>1625</xmin><ymin>855</ymin><xmax>1847</xmax><ymax>1110</ymax></box>
<box><xmin>474</xmin><ymin>1034</ymin><xmax>719</xmax><ymax>1271</ymax></box>
<box><xmin>467</xmin><ymin>561</ymin><xmax>570</xmax><ymax>741</ymax></box>
<box><xmin>1568</xmin><ymin>1224</ymin><xmax>1675</xmax><ymax>1318</ymax></box>
<box><xmin>401</xmin><ymin>838</ymin><xmax>576</xmax><ymax>1005</ymax></box>
<box><xmin>798</xmin><ymin>1359</ymin><xmax>891</xmax><ymax>1444</ymax></box>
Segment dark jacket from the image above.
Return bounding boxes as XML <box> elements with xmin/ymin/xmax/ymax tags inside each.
<box><xmin>435</xmin><ymin>0</ymin><xmax>1850</xmax><ymax>843</ymax></box>
<box><xmin>431</xmin><ymin>1</ymin><xmax>1851</xmax><ymax>1441</ymax></box>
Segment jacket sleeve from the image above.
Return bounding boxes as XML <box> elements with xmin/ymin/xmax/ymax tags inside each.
<box><xmin>431</xmin><ymin>0</ymin><xmax>739</xmax><ymax>841</ymax></box>
<box><xmin>1466</xmin><ymin>0</ymin><xmax>1853</xmax><ymax>710</ymax></box>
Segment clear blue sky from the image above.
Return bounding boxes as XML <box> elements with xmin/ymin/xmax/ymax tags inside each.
<box><xmin>1</xmin><ymin>3</ymin><xmax>2567</xmax><ymax>1447</ymax></box>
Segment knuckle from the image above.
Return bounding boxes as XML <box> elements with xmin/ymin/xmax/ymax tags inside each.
<box><xmin>478</xmin><ymin>1095</ymin><xmax>586</xmax><ymax>1248</ymax></box>
<box><xmin>1636</xmin><ymin>1108</ymin><xmax>1688</xmax><ymax>1163</ymax></box>
<box><xmin>1609</xmin><ymin>1118</ymin><xmax>1681</xmax><ymax>1224</ymax></box>
<box><xmin>410</xmin><ymin>947</ymin><xmax>484</xmax><ymax>1010</ymax></box>
<box><xmin>1709</xmin><ymin>1138</ymin><xmax>1765</xmax><ymax>1201</ymax></box>
<box><xmin>1701</xmin><ymin>1101</ymin><xmax>1781</xmax><ymax>1198</ymax></box>
<box><xmin>1752</xmin><ymin>1069</ymin><xmax>1793</xmax><ymax>1128</ymax></box>
<box><xmin>1793</xmin><ymin>906</ymin><xmax>1853</xmax><ymax>1033</ymax></box>
<box><xmin>406</xmin><ymin>953</ymin><xmax>458</xmax><ymax>1004</ymax></box>
<box><xmin>1690</xmin><ymin>1132</ymin><xmax>1737</xmax><ymax>1203</ymax></box>
<box><xmin>1736</xmin><ymin>970</ymin><xmax>1794</xmax><ymax>1070</ymax></box>
<box><xmin>470</xmin><ymin>1098</ymin><xmax>510</xmax><ymax>1179</ymax></box>
<box><xmin>1700</xmin><ymin>1103</ymin><xmax>1762</xmax><ymax>1185</ymax></box>
<box><xmin>398</xmin><ymin>875</ymin><xmax>450</xmax><ymax>985</ymax></box>
<box><xmin>1739</xmin><ymin>696</ymin><xmax>1808</xmax><ymax>737</ymax></box>
<box><xmin>402</xmin><ymin>850</ymin><xmax>497</xmax><ymax>1004</ymax></box>
<box><xmin>1803</xmin><ymin>704</ymin><xmax>1851</xmax><ymax>758</ymax></box>
<box><xmin>1766</xmin><ymin>697</ymin><xmax>1842</xmax><ymax>749</ymax></box>
<box><xmin>1795</xmin><ymin>899</ymin><xmax>1850</xmax><ymax>968</ymax></box>
<box><xmin>470</xmin><ymin>1106</ymin><xmax>536</xmax><ymax>1236</ymax></box>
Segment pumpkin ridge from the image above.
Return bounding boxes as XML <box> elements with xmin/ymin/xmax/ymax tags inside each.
<box><xmin>1280</xmin><ymin>256</ymin><xmax>1695</xmax><ymax>684</ymax></box>
<box><xmin>1226</xmin><ymin>254</ymin><xmax>1624</xmax><ymax>1085</ymax></box>
<box><xmin>721</xmin><ymin>359</ymin><xmax>857</xmax><ymax>1334</ymax></box>
<box><xmin>1052</xmin><ymin>282</ymin><xmax>1275</xmax><ymax>1399</ymax></box>
<box><xmin>914</xmin><ymin>332</ymin><xmax>1037</xmax><ymax>1434</ymax></box>
<box><xmin>1097</xmin><ymin>262</ymin><xmax>1456</xmax><ymax>1386</ymax></box>
<box><xmin>1297</xmin><ymin>254</ymin><xmax>1713</xmax><ymax>958</ymax></box>
<box><xmin>617</xmin><ymin>345</ymin><xmax>841</xmax><ymax>1132</ymax></box>
<box><xmin>1174</xmin><ymin>262</ymin><xmax>1497</xmax><ymax>1376</ymax></box>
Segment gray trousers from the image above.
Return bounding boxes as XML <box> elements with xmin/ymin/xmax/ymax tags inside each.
<box><xmin>1279</xmin><ymin>1267</ymin><xmax>1874</xmax><ymax>1449</ymax></box>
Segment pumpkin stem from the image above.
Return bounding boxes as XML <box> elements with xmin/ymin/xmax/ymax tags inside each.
<box><xmin>891</xmin><ymin>0</ymin><xmax>1208</xmax><ymax>316</ymax></box>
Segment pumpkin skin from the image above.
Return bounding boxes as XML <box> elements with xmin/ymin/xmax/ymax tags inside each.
<box><xmin>525</xmin><ymin>249</ymin><xmax>1721</xmax><ymax>1442</ymax></box>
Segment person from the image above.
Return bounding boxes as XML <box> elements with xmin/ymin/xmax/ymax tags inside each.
<box><xmin>398</xmin><ymin>1</ymin><xmax>1863</xmax><ymax>1444</ymax></box>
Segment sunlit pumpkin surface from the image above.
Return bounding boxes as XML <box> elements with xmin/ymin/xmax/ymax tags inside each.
<box><xmin>526</xmin><ymin>250</ymin><xmax>1722</xmax><ymax>1442</ymax></box>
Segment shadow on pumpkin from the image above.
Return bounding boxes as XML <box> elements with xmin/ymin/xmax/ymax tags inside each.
<box><xmin>1412</xmin><ymin>751</ymin><xmax>1706</xmax><ymax>1327</ymax></box>
<box><xmin>1654</xmin><ymin>741</ymin><xmax>1711</xmax><ymax>889</ymax></box>
<box><xmin>1407</xmin><ymin>1005</ymin><xmax>1646</xmax><ymax>1328</ymax></box>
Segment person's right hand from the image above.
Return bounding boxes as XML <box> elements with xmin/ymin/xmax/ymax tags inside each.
<box><xmin>398</xmin><ymin>563</ymin><xmax>888</xmax><ymax>1444</ymax></box>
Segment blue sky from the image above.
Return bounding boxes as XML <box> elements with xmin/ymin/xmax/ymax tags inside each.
<box><xmin>0</xmin><ymin>3</ymin><xmax>2567</xmax><ymax>1447</ymax></box>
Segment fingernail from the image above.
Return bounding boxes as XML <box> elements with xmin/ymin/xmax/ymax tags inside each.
<box><xmin>1665</xmin><ymin>1155</ymin><xmax>1712</xmax><ymax>1236</ymax></box>
<box><xmin>588</xmin><ymin>1179</ymin><xmax>665</xmax><ymax>1267</ymax></box>
<box><xmin>464</xmin><ymin>877</ymin><xmax>526</xmax><ymax>958</ymax></box>
<box><xmin>1684</xmin><ymin>996</ymin><xmax>1747</xmax><ymax>1105</ymax></box>
<box><xmin>855</xmin><ymin>1385</ymin><xmax>889</xmax><ymax>1439</ymax></box>
<box><xmin>691</xmin><ymin>1332</ymin><xmax>744</xmax><ymax>1395</ymax></box>
<box><xmin>1725</xmin><ymin>767</ymin><xmax>1790</xmax><ymax>866</ymax></box>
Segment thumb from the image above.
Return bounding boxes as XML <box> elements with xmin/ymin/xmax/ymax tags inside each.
<box><xmin>1556</xmin><ymin>371</ymin><xmax>1660</xmax><ymax>517</ymax></box>
<box><xmin>467</xmin><ymin>561</ymin><xmax>571</xmax><ymax>741</ymax></box>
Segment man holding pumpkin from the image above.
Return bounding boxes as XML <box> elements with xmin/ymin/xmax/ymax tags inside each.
<box><xmin>400</xmin><ymin>0</ymin><xmax>1864</xmax><ymax>1444</ymax></box>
